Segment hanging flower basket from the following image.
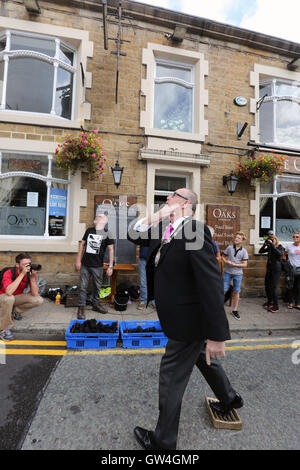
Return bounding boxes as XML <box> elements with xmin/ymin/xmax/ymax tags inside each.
<box><xmin>234</xmin><ymin>153</ymin><xmax>285</xmax><ymax>182</ymax></box>
<box><xmin>55</xmin><ymin>130</ymin><xmax>106</xmax><ymax>181</ymax></box>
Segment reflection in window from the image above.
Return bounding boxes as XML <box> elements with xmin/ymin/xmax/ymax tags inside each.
<box><xmin>0</xmin><ymin>152</ymin><xmax>69</xmax><ymax>237</ymax></box>
<box><xmin>0</xmin><ymin>30</ymin><xmax>76</xmax><ymax>119</ymax></box>
<box><xmin>154</xmin><ymin>174</ymin><xmax>188</xmax><ymax>206</ymax></box>
<box><xmin>259</xmin><ymin>78</ymin><xmax>300</xmax><ymax>147</ymax></box>
<box><xmin>154</xmin><ymin>60</ymin><xmax>194</xmax><ymax>133</ymax></box>
<box><xmin>260</xmin><ymin>176</ymin><xmax>300</xmax><ymax>240</ymax></box>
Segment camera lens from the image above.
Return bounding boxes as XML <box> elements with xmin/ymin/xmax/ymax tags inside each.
<box><xmin>30</xmin><ymin>263</ymin><xmax>42</xmax><ymax>271</ymax></box>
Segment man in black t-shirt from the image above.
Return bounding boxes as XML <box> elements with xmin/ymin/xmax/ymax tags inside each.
<box><xmin>75</xmin><ymin>214</ymin><xmax>114</xmax><ymax>318</ymax></box>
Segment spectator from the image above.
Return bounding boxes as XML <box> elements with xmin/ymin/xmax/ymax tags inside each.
<box><xmin>259</xmin><ymin>231</ymin><xmax>284</xmax><ymax>312</ymax></box>
<box><xmin>222</xmin><ymin>232</ymin><xmax>248</xmax><ymax>320</ymax></box>
<box><xmin>0</xmin><ymin>253</ymin><xmax>43</xmax><ymax>341</ymax></box>
<box><xmin>75</xmin><ymin>214</ymin><xmax>114</xmax><ymax>319</ymax></box>
<box><xmin>208</xmin><ymin>226</ymin><xmax>221</xmax><ymax>260</ymax></box>
<box><xmin>283</xmin><ymin>232</ymin><xmax>300</xmax><ymax>310</ymax></box>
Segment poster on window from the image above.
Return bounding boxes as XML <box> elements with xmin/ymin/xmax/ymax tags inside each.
<box><xmin>276</xmin><ymin>219</ymin><xmax>300</xmax><ymax>242</ymax></box>
<box><xmin>49</xmin><ymin>188</ymin><xmax>67</xmax><ymax>217</ymax></box>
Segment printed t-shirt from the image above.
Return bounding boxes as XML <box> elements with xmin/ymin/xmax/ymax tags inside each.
<box><xmin>286</xmin><ymin>243</ymin><xmax>300</xmax><ymax>268</ymax></box>
<box><xmin>81</xmin><ymin>227</ymin><xmax>114</xmax><ymax>268</ymax></box>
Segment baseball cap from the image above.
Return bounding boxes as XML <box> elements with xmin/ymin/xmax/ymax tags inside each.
<box><xmin>267</xmin><ymin>230</ymin><xmax>274</xmax><ymax>235</ymax></box>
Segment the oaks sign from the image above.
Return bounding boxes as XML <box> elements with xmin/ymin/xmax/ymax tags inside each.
<box><xmin>206</xmin><ymin>204</ymin><xmax>240</xmax><ymax>250</ymax></box>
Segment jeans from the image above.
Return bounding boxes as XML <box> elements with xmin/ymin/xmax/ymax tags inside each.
<box><xmin>265</xmin><ymin>267</ymin><xmax>281</xmax><ymax>306</ymax></box>
<box><xmin>78</xmin><ymin>265</ymin><xmax>103</xmax><ymax>307</ymax></box>
<box><xmin>223</xmin><ymin>272</ymin><xmax>243</xmax><ymax>293</ymax></box>
<box><xmin>138</xmin><ymin>258</ymin><xmax>147</xmax><ymax>303</ymax></box>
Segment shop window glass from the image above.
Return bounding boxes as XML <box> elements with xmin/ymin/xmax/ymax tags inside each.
<box><xmin>0</xmin><ymin>152</ymin><xmax>69</xmax><ymax>237</ymax></box>
<box><xmin>260</xmin><ymin>176</ymin><xmax>300</xmax><ymax>240</ymax></box>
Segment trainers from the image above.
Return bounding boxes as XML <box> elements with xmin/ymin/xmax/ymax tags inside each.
<box><xmin>13</xmin><ymin>312</ymin><xmax>23</xmax><ymax>321</ymax></box>
<box><xmin>231</xmin><ymin>310</ymin><xmax>241</xmax><ymax>320</ymax></box>
<box><xmin>137</xmin><ymin>301</ymin><xmax>146</xmax><ymax>310</ymax></box>
<box><xmin>268</xmin><ymin>305</ymin><xmax>279</xmax><ymax>313</ymax></box>
<box><xmin>0</xmin><ymin>329</ymin><xmax>14</xmax><ymax>341</ymax></box>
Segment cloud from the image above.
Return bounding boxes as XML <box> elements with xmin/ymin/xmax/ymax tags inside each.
<box><xmin>236</xmin><ymin>0</ymin><xmax>300</xmax><ymax>43</ymax></box>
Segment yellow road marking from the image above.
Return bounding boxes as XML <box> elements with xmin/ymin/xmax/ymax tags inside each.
<box><xmin>226</xmin><ymin>337</ymin><xmax>297</xmax><ymax>344</ymax></box>
<box><xmin>2</xmin><ymin>340</ymin><xmax>66</xmax><ymax>346</ymax></box>
<box><xmin>3</xmin><ymin>349</ymin><xmax>66</xmax><ymax>356</ymax></box>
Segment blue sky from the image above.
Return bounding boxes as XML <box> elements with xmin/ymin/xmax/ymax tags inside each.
<box><xmin>134</xmin><ymin>0</ymin><xmax>300</xmax><ymax>43</ymax></box>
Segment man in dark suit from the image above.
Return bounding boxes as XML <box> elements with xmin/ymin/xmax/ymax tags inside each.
<box><xmin>128</xmin><ymin>188</ymin><xmax>243</xmax><ymax>450</ymax></box>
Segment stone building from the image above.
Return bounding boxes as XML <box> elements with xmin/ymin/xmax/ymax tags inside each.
<box><xmin>0</xmin><ymin>0</ymin><xmax>299</xmax><ymax>296</ymax></box>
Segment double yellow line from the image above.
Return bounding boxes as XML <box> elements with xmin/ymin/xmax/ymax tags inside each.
<box><xmin>0</xmin><ymin>337</ymin><xmax>299</xmax><ymax>356</ymax></box>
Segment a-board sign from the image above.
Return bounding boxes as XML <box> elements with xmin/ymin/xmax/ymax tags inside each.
<box><xmin>206</xmin><ymin>204</ymin><xmax>240</xmax><ymax>251</ymax></box>
<box><xmin>94</xmin><ymin>195</ymin><xmax>138</xmax><ymax>264</ymax></box>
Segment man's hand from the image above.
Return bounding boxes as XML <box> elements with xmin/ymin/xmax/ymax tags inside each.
<box><xmin>205</xmin><ymin>340</ymin><xmax>226</xmax><ymax>366</ymax></box>
<box><xmin>20</xmin><ymin>263</ymin><xmax>31</xmax><ymax>276</ymax></box>
<box><xmin>107</xmin><ymin>267</ymin><xmax>113</xmax><ymax>277</ymax></box>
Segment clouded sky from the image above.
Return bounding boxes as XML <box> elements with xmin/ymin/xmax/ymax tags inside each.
<box><xmin>133</xmin><ymin>0</ymin><xmax>300</xmax><ymax>43</ymax></box>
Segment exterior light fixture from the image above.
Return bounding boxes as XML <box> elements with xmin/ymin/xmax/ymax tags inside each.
<box><xmin>171</xmin><ymin>25</ymin><xmax>186</xmax><ymax>42</ymax></box>
<box><xmin>24</xmin><ymin>0</ymin><xmax>41</xmax><ymax>13</ymax></box>
<box><xmin>287</xmin><ymin>57</ymin><xmax>300</xmax><ymax>71</ymax></box>
<box><xmin>223</xmin><ymin>171</ymin><xmax>239</xmax><ymax>195</ymax></box>
<box><xmin>111</xmin><ymin>160</ymin><xmax>124</xmax><ymax>188</ymax></box>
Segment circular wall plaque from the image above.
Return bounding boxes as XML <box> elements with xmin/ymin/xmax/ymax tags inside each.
<box><xmin>233</xmin><ymin>96</ymin><xmax>248</xmax><ymax>106</ymax></box>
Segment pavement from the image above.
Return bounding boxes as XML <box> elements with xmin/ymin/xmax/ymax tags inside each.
<box><xmin>11</xmin><ymin>295</ymin><xmax>300</xmax><ymax>338</ymax></box>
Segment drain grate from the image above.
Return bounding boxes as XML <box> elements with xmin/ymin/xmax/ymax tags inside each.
<box><xmin>205</xmin><ymin>397</ymin><xmax>242</xmax><ymax>430</ymax></box>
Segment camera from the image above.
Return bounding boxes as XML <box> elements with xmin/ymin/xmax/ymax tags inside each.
<box><xmin>30</xmin><ymin>263</ymin><xmax>42</xmax><ymax>272</ymax></box>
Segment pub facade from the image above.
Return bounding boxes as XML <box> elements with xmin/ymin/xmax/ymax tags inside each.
<box><xmin>0</xmin><ymin>0</ymin><xmax>299</xmax><ymax>296</ymax></box>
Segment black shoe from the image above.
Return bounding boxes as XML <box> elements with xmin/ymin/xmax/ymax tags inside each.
<box><xmin>92</xmin><ymin>303</ymin><xmax>108</xmax><ymax>314</ymax></box>
<box><xmin>77</xmin><ymin>306</ymin><xmax>86</xmax><ymax>320</ymax></box>
<box><xmin>231</xmin><ymin>310</ymin><xmax>241</xmax><ymax>320</ymax></box>
<box><xmin>210</xmin><ymin>393</ymin><xmax>244</xmax><ymax>416</ymax></box>
<box><xmin>134</xmin><ymin>427</ymin><xmax>161</xmax><ymax>450</ymax></box>
<box><xmin>13</xmin><ymin>312</ymin><xmax>22</xmax><ymax>321</ymax></box>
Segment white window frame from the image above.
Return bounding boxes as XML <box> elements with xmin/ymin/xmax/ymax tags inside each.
<box><xmin>141</xmin><ymin>43</ymin><xmax>208</xmax><ymax>143</ymax></box>
<box><xmin>250</xmin><ymin>175</ymin><xmax>300</xmax><ymax>252</ymax></box>
<box><xmin>0</xmin><ymin>16</ymin><xmax>93</xmax><ymax>128</ymax></box>
<box><xmin>0</xmin><ymin>150</ymin><xmax>70</xmax><ymax>239</ymax></box>
<box><xmin>250</xmin><ymin>63</ymin><xmax>300</xmax><ymax>150</ymax></box>
<box><xmin>153</xmin><ymin>58</ymin><xmax>195</xmax><ymax>133</ymax></box>
<box><xmin>0</xmin><ymin>29</ymin><xmax>76</xmax><ymax>120</ymax></box>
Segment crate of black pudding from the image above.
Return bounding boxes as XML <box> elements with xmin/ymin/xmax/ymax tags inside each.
<box><xmin>65</xmin><ymin>319</ymin><xmax>119</xmax><ymax>349</ymax></box>
<box><xmin>120</xmin><ymin>321</ymin><xmax>168</xmax><ymax>349</ymax></box>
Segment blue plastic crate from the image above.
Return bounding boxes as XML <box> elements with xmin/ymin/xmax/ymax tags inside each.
<box><xmin>65</xmin><ymin>319</ymin><xmax>119</xmax><ymax>350</ymax></box>
<box><xmin>120</xmin><ymin>321</ymin><xmax>168</xmax><ymax>349</ymax></box>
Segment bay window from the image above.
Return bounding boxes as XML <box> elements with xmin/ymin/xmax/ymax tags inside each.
<box><xmin>259</xmin><ymin>175</ymin><xmax>300</xmax><ymax>241</ymax></box>
<box><xmin>259</xmin><ymin>78</ymin><xmax>300</xmax><ymax>148</ymax></box>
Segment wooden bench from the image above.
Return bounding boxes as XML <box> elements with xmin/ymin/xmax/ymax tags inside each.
<box><xmin>103</xmin><ymin>263</ymin><xmax>135</xmax><ymax>303</ymax></box>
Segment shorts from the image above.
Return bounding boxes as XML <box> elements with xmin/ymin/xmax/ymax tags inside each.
<box><xmin>223</xmin><ymin>272</ymin><xmax>243</xmax><ymax>293</ymax></box>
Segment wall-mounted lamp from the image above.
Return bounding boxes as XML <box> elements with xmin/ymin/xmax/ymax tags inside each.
<box><xmin>237</xmin><ymin>121</ymin><xmax>248</xmax><ymax>140</ymax></box>
<box><xmin>111</xmin><ymin>160</ymin><xmax>124</xmax><ymax>188</ymax></box>
<box><xmin>223</xmin><ymin>171</ymin><xmax>239</xmax><ymax>195</ymax></box>
<box><xmin>287</xmin><ymin>57</ymin><xmax>300</xmax><ymax>71</ymax></box>
<box><xmin>23</xmin><ymin>0</ymin><xmax>41</xmax><ymax>13</ymax></box>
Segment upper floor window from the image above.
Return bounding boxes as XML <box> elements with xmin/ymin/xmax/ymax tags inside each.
<box><xmin>154</xmin><ymin>59</ymin><xmax>194</xmax><ymax>133</ymax></box>
<box><xmin>0</xmin><ymin>30</ymin><xmax>76</xmax><ymax>119</ymax></box>
<box><xmin>259</xmin><ymin>78</ymin><xmax>300</xmax><ymax>148</ymax></box>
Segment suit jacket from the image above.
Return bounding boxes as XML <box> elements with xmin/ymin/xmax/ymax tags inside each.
<box><xmin>128</xmin><ymin>217</ymin><xmax>230</xmax><ymax>343</ymax></box>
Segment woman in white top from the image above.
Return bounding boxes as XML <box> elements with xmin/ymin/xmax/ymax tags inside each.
<box><xmin>284</xmin><ymin>232</ymin><xmax>300</xmax><ymax>310</ymax></box>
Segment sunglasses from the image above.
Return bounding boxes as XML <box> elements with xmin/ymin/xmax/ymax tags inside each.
<box><xmin>171</xmin><ymin>191</ymin><xmax>189</xmax><ymax>201</ymax></box>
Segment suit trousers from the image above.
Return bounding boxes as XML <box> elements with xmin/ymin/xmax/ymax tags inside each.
<box><xmin>153</xmin><ymin>338</ymin><xmax>236</xmax><ymax>450</ymax></box>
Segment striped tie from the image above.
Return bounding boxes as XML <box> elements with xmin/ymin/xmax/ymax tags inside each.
<box><xmin>164</xmin><ymin>224</ymin><xmax>174</xmax><ymax>240</ymax></box>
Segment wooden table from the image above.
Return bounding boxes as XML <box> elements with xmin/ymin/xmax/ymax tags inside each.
<box><xmin>103</xmin><ymin>263</ymin><xmax>135</xmax><ymax>303</ymax></box>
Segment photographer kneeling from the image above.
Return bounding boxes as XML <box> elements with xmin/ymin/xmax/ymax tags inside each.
<box><xmin>0</xmin><ymin>253</ymin><xmax>43</xmax><ymax>341</ymax></box>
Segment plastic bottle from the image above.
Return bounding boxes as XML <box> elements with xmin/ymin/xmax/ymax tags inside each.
<box><xmin>55</xmin><ymin>292</ymin><xmax>61</xmax><ymax>305</ymax></box>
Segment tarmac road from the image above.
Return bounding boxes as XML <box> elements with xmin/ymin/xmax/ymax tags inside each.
<box><xmin>1</xmin><ymin>331</ymin><xmax>298</xmax><ymax>451</ymax></box>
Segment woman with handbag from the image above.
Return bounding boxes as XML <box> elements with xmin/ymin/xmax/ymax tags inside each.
<box><xmin>283</xmin><ymin>232</ymin><xmax>300</xmax><ymax>310</ymax></box>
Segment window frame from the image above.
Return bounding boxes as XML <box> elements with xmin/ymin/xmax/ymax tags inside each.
<box><xmin>250</xmin><ymin>64</ymin><xmax>300</xmax><ymax>150</ymax></box>
<box><xmin>141</xmin><ymin>43</ymin><xmax>208</xmax><ymax>143</ymax></box>
<box><xmin>0</xmin><ymin>29</ymin><xmax>77</xmax><ymax>120</ymax></box>
<box><xmin>0</xmin><ymin>150</ymin><xmax>70</xmax><ymax>239</ymax></box>
<box><xmin>153</xmin><ymin>57</ymin><xmax>195</xmax><ymax>133</ymax></box>
<box><xmin>259</xmin><ymin>174</ymin><xmax>300</xmax><ymax>242</ymax></box>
